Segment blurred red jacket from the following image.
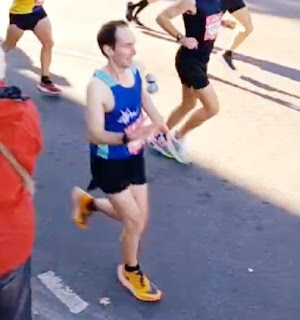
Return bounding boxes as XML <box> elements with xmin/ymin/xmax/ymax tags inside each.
<box><xmin>0</xmin><ymin>94</ymin><xmax>42</xmax><ymax>276</ymax></box>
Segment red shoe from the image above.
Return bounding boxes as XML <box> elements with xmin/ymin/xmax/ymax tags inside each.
<box><xmin>37</xmin><ymin>78</ymin><xmax>61</xmax><ymax>96</ymax></box>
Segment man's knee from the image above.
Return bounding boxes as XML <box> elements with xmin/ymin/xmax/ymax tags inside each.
<box><xmin>126</xmin><ymin>213</ymin><xmax>146</xmax><ymax>234</ymax></box>
<box><xmin>1</xmin><ymin>41</ymin><xmax>16</xmax><ymax>52</ymax></box>
<box><xmin>181</xmin><ymin>96</ymin><xmax>197</xmax><ymax>113</ymax></box>
<box><xmin>245</xmin><ymin>23</ymin><xmax>253</xmax><ymax>35</ymax></box>
<box><xmin>204</xmin><ymin>101</ymin><xmax>219</xmax><ymax>119</ymax></box>
<box><xmin>41</xmin><ymin>38</ymin><xmax>54</xmax><ymax>49</ymax></box>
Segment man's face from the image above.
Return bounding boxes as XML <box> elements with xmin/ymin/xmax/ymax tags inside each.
<box><xmin>111</xmin><ymin>27</ymin><xmax>136</xmax><ymax>68</ymax></box>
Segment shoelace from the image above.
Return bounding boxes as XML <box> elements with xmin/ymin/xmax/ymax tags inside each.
<box><xmin>136</xmin><ymin>270</ymin><xmax>146</xmax><ymax>287</ymax></box>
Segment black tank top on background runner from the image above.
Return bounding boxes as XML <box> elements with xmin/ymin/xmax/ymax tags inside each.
<box><xmin>182</xmin><ymin>0</ymin><xmax>223</xmax><ymax>62</ymax></box>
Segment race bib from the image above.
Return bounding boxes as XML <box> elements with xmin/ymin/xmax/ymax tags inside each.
<box><xmin>204</xmin><ymin>13</ymin><xmax>222</xmax><ymax>41</ymax></box>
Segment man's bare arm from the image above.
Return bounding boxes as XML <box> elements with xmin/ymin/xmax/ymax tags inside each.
<box><xmin>156</xmin><ymin>0</ymin><xmax>195</xmax><ymax>39</ymax></box>
<box><xmin>86</xmin><ymin>78</ymin><xmax>124</xmax><ymax>145</ymax></box>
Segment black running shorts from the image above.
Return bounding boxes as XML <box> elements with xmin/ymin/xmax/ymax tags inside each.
<box><xmin>221</xmin><ymin>0</ymin><xmax>246</xmax><ymax>13</ymax></box>
<box><xmin>88</xmin><ymin>154</ymin><xmax>147</xmax><ymax>194</ymax></box>
<box><xmin>175</xmin><ymin>47</ymin><xmax>209</xmax><ymax>90</ymax></box>
<box><xmin>9</xmin><ymin>7</ymin><xmax>47</xmax><ymax>31</ymax></box>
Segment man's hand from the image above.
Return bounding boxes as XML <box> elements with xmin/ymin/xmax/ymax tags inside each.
<box><xmin>221</xmin><ymin>19</ymin><xmax>236</xmax><ymax>29</ymax></box>
<box><xmin>179</xmin><ymin>37</ymin><xmax>198</xmax><ymax>49</ymax></box>
<box><xmin>126</xmin><ymin>123</ymin><xmax>157</xmax><ymax>142</ymax></box>
<box><xmin>35</xmin><ymin>0</ymin><xmax>44</xmax><ymax>6</ymax></box>
<box><xmin>155</xmin><ymin>122</ymin><xmax>170</xmax><ymax>137</ymax></box>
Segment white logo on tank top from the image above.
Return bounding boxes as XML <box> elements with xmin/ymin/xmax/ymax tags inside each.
<box><xmin>117</xmin><ymin>108</ymin><xmax>139</xmax><ymax>125</ymax></box>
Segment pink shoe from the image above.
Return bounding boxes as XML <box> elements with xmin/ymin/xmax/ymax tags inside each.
<box><xmin>37</xmin><ymin>78</ymin><xmax>61</xmax><ymax>96</ymax></box>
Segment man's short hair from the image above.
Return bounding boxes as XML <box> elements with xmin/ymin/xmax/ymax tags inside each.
<box><xmin>97</xmin><ymin>20</ymin><xmax>128</xmax><ymax>57</ymax></box>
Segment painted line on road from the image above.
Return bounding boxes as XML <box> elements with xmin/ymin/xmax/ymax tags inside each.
<box><xmin>38</xmin><ymin>270</ymin><xmax>89</xmax><ymax>314</ymax></box>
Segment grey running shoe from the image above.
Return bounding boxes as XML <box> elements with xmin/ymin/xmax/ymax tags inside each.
<box><xmin>148</xmin><ymin>134</ymin><xmax>174</xmax><ymax>158</ymax></box>
<box><xmin>168</xmin><ymin>134</ymin><xmax>190</xmax><ymax>164</ymax></box>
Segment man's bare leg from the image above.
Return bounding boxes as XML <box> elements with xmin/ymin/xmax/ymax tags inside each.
<box><xmin>34</xmin><ymin>17</ymin><xmax>61</xmax><ymax>95</ymax></box>
<box><xmin>176</xmin><ymin>83</ymin><xmax>219</xmax><ymax>138</ymax></box>
<box><xmin>222</xmin><ymin>7</ymin><xmax>253</xmax><ymax>71</ymax></box>
<box><xmin>1</xmin><ymin>24</ymin><xmax>24</xmax><ymax>52</ymax></box>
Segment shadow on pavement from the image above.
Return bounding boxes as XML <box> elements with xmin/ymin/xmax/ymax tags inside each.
<box><xmin>240</xmin><ymin>75</ymin><xmax>300</xmax><ymax>100</ymax></box>
<box><xmin>213</xmin><ymin>47</ymin><xmax>300</xmax><ymax>83</ymax></box>
<box><xmin>248</xmin><ymin>0</ymin><xmax>300</xmax><ymax>21</ymax></box>
<box><xmin>6</xmin><ymin>47</ymin><xmax>71</xmax><ymax>89</ymax></box>
<box><xmin>208</xmin><ymin>73</ymin><xmax>300</xmax><ymax>111</ymax></box>
<box><xmin>5</xmin><ymin>48</ymin><xmax>300</xmax><ymax>320</ymax></box>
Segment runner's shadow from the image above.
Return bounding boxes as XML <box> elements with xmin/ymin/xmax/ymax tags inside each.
<box><xmin>214</xmin><ymin>47</ymin><xmax>300</xmax><ymax>83</ymax></box>
<box><xmin>208</xmin><ymin>73</ymin><xmax>300</xmax><ymax>111</ymax></box>
<box><xmin>240</xmin><ymin>76</ymin><xmax>300</xmax><ymax>100</ymax></box>
<box><xmin>134</xmin><ymin>23</ymin><xmax>168</xmax><ymax>36</ymax></box>
<box><xmin>141</xmin><ymin>30</ymin><xmax>176</xmax><ymax>43</ymax></box>
<box><xmin>134</xmin><ymin>22</ymin><xmax>176</xmax><ymax>43</ymax></box>
<box><xmin>6</xmin><ymin>48</ymin><xmax>70</xmax><ymax>87</ymax></box>
<box><xmin>248</xmin><ymin>0</ymin><xmax>300</xmax><ymax>21</ymax></box>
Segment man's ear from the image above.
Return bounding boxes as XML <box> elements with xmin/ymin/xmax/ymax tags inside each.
<box><xmin>103</xmin><ymin>45</ymin><xmax>114</xmax><ymax>57</ymax></box>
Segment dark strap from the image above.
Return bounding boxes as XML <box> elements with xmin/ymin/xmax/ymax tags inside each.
<box><xmin>0</xmin><ymin>86</ymin><xmax>29</xmax><ymax>101</ymax></box>
<box><xmin>0</xmin><ymin>142</ymin><xmax>35</xmax><ymax>195</ymax></box>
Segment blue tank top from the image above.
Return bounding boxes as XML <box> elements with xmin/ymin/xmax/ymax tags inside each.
<box><xmin>90</xmin><ymin>64</ymin><xmax>144</xmax><ymax>160</ymax></box>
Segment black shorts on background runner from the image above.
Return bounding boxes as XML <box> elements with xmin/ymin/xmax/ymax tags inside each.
<box><xmin>221</xmin><ymin>0</ymin><xmax>246</xmax><ymax>13</ymax></box>
<box><xmin>88</xmin><ymin>154</ymin><xmax>147</xmax><ymax>194</ymax></box>
<box><xmin>9</xmin><ymin>7</ymin><xmax>47</xmax><ymax>31</ymax></box>
<box><xmin>175</xmin><ymin>47</ymin><xmax>209</xmax><ymax>90</ymax></box>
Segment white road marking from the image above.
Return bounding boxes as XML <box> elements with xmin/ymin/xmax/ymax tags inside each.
<box><xmin>37</xmin><ymin>270</ymin><xmax>89</xmax><ymax>314</ymax></box>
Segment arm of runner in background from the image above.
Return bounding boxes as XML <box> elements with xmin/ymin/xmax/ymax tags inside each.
<box><xmin>156</xmin><ymin>0</ymin><xmax>198</xmax><ymax>49</ymax></box>
<box><xmin>86</xmin><ymin>77</ymin><xmax>156</xmax><ymax>145</ymax></box>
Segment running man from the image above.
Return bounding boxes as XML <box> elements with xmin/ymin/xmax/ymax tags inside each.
<box><xmin>220</xmin><ymin>0</ymin><xmax>253</xmax><ymax>71</ymax></box>
<box><xmin>71</xmin><ymin>20</ymin><xmax>168</xmax><ymax>302</ymax></box>
<box><xmin>126</xmin><ymin>0</ymin><xmax>158</xmax><ymax>25</ymax></box>
<box><xmin>151</xmin><ymin>0</ymin><xmax>223</xmax><ymax>163</ymax></box>
<box><xmin>1</xmin><ymin>0</ymin><xmax>61</xmax><ymax>95</ymax></box>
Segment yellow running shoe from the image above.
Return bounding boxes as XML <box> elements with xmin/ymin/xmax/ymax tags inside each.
<box><xmin>71</xmin><ymin>187</ymin><xmax>94</xmax><ymax>230</ymax></box>
<box><xmin>117</xmin><ymin>265</ymin><xmax>162</xmax><ymax>302</ymax></box>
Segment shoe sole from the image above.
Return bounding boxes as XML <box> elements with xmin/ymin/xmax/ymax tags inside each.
<box><xmin>117</xmin><ymin>265</ymin><xmax>162</xmax><ymax>302</ymax></box>
<box><xmin>37</xmin><ymin>85</ymin><xmax>61</xmax><ymax>96</ymax></box>
<box><xmin>71</xmin><ymin>187</ymin><xmax>88</xmax><ymax>230</ymax></box>
<box><xmin>148</xmin><ymin>141</ymin><xmax>174</xmax><ymax>159</ymax></box>
<box><xmin>167</xmin><ymin>141</ymin><xmax>190</xmax><ymax>165</ymax></box>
